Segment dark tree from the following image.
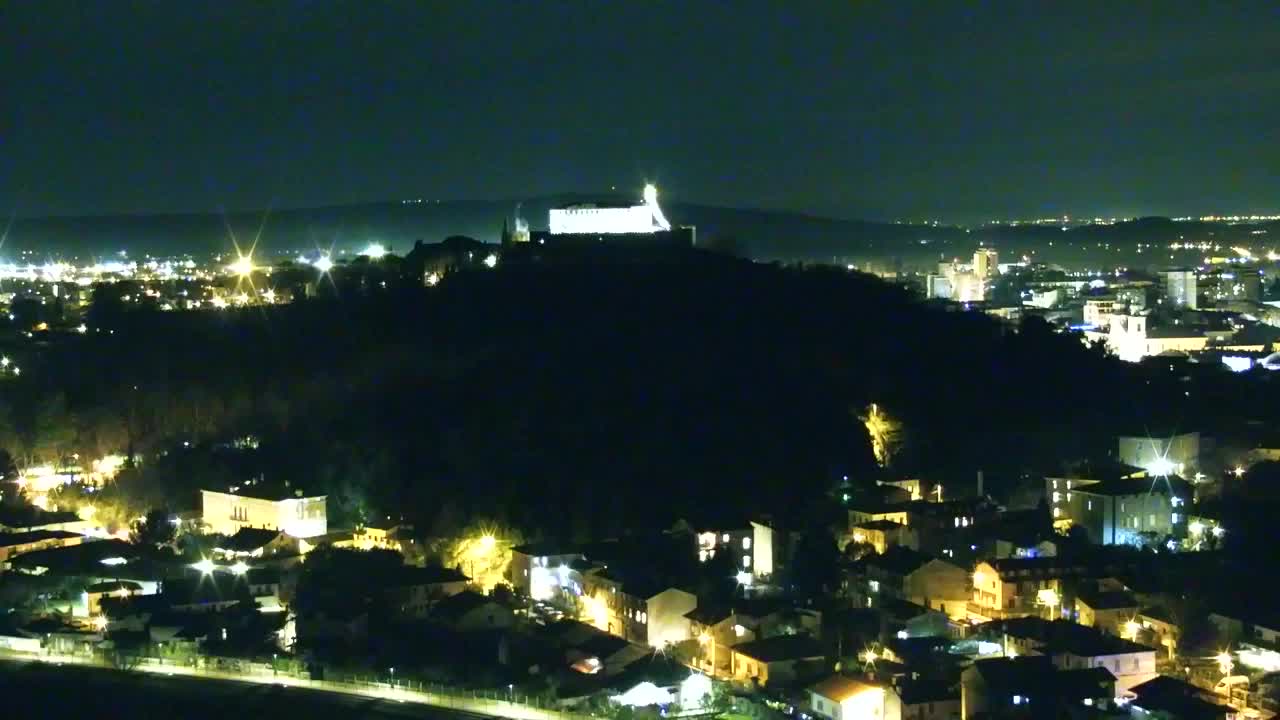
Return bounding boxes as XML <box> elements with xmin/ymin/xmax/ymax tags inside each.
<box><xmin>129</xmin><ymin>507</ymin><xmax>176</xmax><ymax>548</ymax></box>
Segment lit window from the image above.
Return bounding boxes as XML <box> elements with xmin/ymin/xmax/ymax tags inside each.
<box><xmin>1172</xmin><ymin>513</ymin><xmax>1180</xmax><ymax>524</ymax></box>
<box><xmin>722</xmin><ymin>533</ymin><xmax>729</xmax><ymax>543</ymax></box>
<box><xmin>869</xmin><ymin>580</ymin><xmax>880</xmax><ymax>592</ymax></box>
<box><xmin>1066</xmin><ymin>493</ymin><xmax>1072</xmax><ymax>502</ymax></box>
<box><xmin>954</xmin><ymin>517</ymin><xmax>960</xmax><ymax>527</ymax></box>
<box><xmin>1067</xmin><ymin>480</ymin><xmax>1072</xmax><ymax>489</ymax></box>
<box><xmin>1052</xmin><ymin>480</ymin><xmax>1058</xmax><ymax>490</ymax></box>
<box><xmin>742</xmin><ymin>556</ymin><xmax>751</xmax><ymax>568</ymax></box>
<box><xmin>742</xmin><ymin>537</ymin><xmax>751</xmax><ymax>550</ymax></box>
<box><xmin>1013</xmin><ymin>695</ymin><xmax>1024</xmax><ymax>705</ymax></box>
<box><xmin>1053</xmin><ymin>507</ymin><xmax>1060</xmax><ymax>518</ymax></box>
<box><xmin>1052</xmin><ymin>492</ymin><xmax>1061</xmax><ymax>503</ymax></box>
<box><xmin>1087</xmin><ymin>500</ymin><xmax>1092</xmax><ymax>511</ymax></box>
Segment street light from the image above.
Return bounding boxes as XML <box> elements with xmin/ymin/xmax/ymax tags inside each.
<box><xmin>192</xmin><ymin>558</ymin><xmax>216</xmax><ymax>575</ymax></box>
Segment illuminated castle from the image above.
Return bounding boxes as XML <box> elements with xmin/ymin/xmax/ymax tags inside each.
<box><xmin>508</xmin><ymin>184</ymin><xmax>694</xmax><ymax>249</ymax></box>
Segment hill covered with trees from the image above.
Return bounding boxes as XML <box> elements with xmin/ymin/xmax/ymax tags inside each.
<box><xmin>0</xmin><ymin>250</ymin><xmax>1232</xmax><ymax>538</ymax></box>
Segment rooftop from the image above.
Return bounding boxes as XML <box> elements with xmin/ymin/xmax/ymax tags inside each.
<box><xmin>0</xmin><ymin>529</ymin><xmax>82</xmax><ymax>548</ymax></box>
<box><xmin>809</xmin><ymin>674</ymin><xmax>880</xmax><ymax>703</ymax></box>
<box><xmin>204</xmin><ymin>481</ymin><xmax>323</xmax><ymax>502</ymax></box>
<box><xmin>863</xmin><ymin>546</ymin><xmax>938</xmax><ymax>577</ymax></box>
<box><xmin>981</xmin><ymin>618</ymin><xmax>1154</xmax><ymax>657</ymax></box>
<box><xmin>1074</xmin><ymin>475</ymin><xmax>1189</xmax><ymax>497</ymax></box>
<box><xmin>430</xmin><ymin>590</ymin><xmax>498</xmax><ymax>623</ymax></box>
<box><xmin>973</xmin><ymin>657</ymin><xmax>1115</xmax><ymax>698</ymax></box>
<box><xmin>732</xmin><ymin>634</ymin><xmax>825</xmax><ymax>663</ymax></box>
<box><xmin>216</xmin><ymin>527</ymin><xmax>284</xmax><ymax>552</ymax></box>
<box><xmin>86</xmin><ymin>580</ymin><xmax>142</xmax><ymax>594</ymax></box>
<box><xmin>1076</xmin><ymin>588</ymin><xmax>1138</xmax><ymax>611</ymax></box>
<box><xmin>389</xmin><ymin>565</ymin><xmax>469</xmax><ymax>587</ymax></box>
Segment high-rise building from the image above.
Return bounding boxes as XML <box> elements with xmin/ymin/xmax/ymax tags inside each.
<box><xmin>973</xmin><ymin>248</ymin><xmax>999</xmax><ymax>278</ymax></box>
<box><xmin>1162</xmin><ymin>269</ymin><xmax>1197</xmax><ymax>309</ymax></box>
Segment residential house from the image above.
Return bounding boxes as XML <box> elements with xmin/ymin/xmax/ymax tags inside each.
<box><xmin>580</xmin><ymin>570</ymin><xmax>696</xmax><ymax>648</ymax></box>
<box><xmin>730</xmin><ymin>635</ymin><xmax>827</xmax><ymax>687</ymax></box>
<box><xmin>246</xmin><ymin>568</ymin><xmax>284</xmax><ymax>613</ymax></box>
<box><xmin>386</xmin><ymin>566</ymin><xmax>469</xmax><ymax>618</ymax></box>
<box><xmin>508</xmin><ymin>542</ymin><xmax>585</xmax><ymax>600</ymax></box>
<box><xmin>897</xmin><ymin>677</ymin><xmax>960</xmax><ymax>720</ymax></box>
<box><xmin>348</xmin><ymin>518</ymin><xmax>413</xmax><ymax>553</ymax></box>
<box><xmin>692</xmin><ymin>520</ymin><xmax>783</xmax><ymax>583</ymax></box>
<box><xmin>85</xmin><ymin>580</ymin><xmax>143</xmax><ymax>616</ymax></box>
<box><xmin>1074</xmin><ymin>586</ymin><xmax>1139</xmax><ymax>636</ymax></box>
<box><xmin>428</xmin><ymin>590</ymin><xmax>514</xmax><ymax>632</ymax></box>
<box><xmin>1045</xmin><ymin>467</ymin><xmax>1189</xmax><ymax>545</ymax></box>
<box><xmin>538</xmin><ymin>619</ymin><xmax>650</xmax><ymax>677</ymax></box>
<box><xmin>201</xmin><ymin>482</ymin><xmax>327</xmax><ymax>539</ymax></box>
<box><xmin>852</xmin><ymin>520</ymin><xmax>919</xmax><ymax>555</ymax></box>
<box><xmin>1128</xmin><ymin>675</ymin><xmax>1239</xmax><ymax>720</ymax></box>
<box><xmin>979</xmin><ymin>617</ymin><xmax>1158</xmax><ymax>691</ymax></box>
<box><xmin>1136</xmin><ymin>605</ymin><xmax>1181</xmax><ymax>659</ymax></box>
<box><xmin>862</xmin><ymin>546</ymin><xmax>970</xmax><ymax>620</ymax></box>
<box><xmin>0</xmin><ymin>530</ymin><xmax>83</xmax><ymax>568</ymax></box>
<box><xmin>685</xmin><ymin>605</ymin><xmax>752</xmax><ymax>677</ymax></box>
<box><xmin>960</xmin><ymin>657</ymin><xmax>1115</xmax><ymax>719</ymax></box>
<box><xmin>808</xmin><ymin>674</ymin><xmax>902</xmax><ymax>720</ymax></box>
<box><xmin>213</xmin><ymin>527</ymin><xmax>300</xmax><ymax>559</ymax></box>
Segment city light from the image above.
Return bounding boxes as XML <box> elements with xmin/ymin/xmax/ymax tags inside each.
<box><xmin>360</xmin><ymin>243</ymin><xmax>387</xmax><ymax>260</ymax></box>
<box><xmin>483</xmin><ymin>253</ymin><xmax>498</xmax><ymax>268</ymax></box>
<box><xmin>192</xmin><ymin>558</ymin><xmax>217</xmax><ymax>575</ymax></box>
<box><xmin>229</xmin><ymin>255</ymin><xmax>255</xmax><ymax>277</ymax></box>
<box><xmin>230</xmin><ymin>561</ymin><xmax>250</xmax><ymax>575</ymax></box>
<box><xmin>1216</xmin><ymin>650</ymin><xmax>1234</xmax><ymax>676</ymax></box>
<box><xmin>313</xmin><ymin>255</ymin><xmax>334</xmax><ymax>273</ymax></box>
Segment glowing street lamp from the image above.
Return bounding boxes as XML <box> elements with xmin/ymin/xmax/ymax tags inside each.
<box><xmin>479</xmin><ymin>534</ymin><xmax>496</xmax><ymax>551</ymax></box>
<box><xmin>313</xmin><ymin>255</ymin><xmax>334</xmax><ymax>273</ymax></box>
<box><xmin>1217</xmin><ymin>650</ymin><xmax>1234</xmax><ymax>676</ymax></box>
<box><xmin>1233</xmin><ymin>466</ymin><xmax>1246</xmax><ymax>478</ymax></box>
<box><xmin>228</xmin><ymin>255</ymin><xmax>255</xmax><ymax>277</ymax></box>
<box><xmin>230</xmin><ymin>561</ymin><xmax>250</xmax><ymax>575</ymax></box>
<box><xmin>1124</xmin><ymin>619</ymin><xmax>1142</xmax><ymax>640</ymax></box>
<box><xmin>192</xmin><ymin>558</ymin><xmax>216</xmax><ymax>575</ymax></box>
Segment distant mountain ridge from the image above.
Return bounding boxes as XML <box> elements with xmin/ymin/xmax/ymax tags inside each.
<box><xmin>3</xmin><ymin>198</ymin><xmax>1277</xmax><ymax>268</ymax></box>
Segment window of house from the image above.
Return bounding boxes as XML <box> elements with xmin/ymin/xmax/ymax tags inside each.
<box><xmin>742</xmin><ymin>537</ymin><xmax>751</xmax><ymax>550</ymax></box>
<box><xmin>722</xmin><ymin>533</ymin><xmax>730</xmax><ymax>543</ymax></box>
<box><xmin>742</xmin><ymin>556</ymin><xmax>751</xmax><ymax>568</ymax></box>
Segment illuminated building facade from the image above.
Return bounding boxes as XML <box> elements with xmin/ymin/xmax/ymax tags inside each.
<box><xmin>508</xmin><ymin>543</ymin><xmax>585</xmax><ymax>600</ymax></box>
<box><xmin>695</xmin><ymin>521</ymin><xmax>779</xmax><ymax>583</ymax></box>
<box><xmin>1117</xmin><ymin>432</ymin><xmax>1199</xmax><ymax>476</ymax></box>
<box><xmin>580</xmin><ymin>571</ymin><xmax>696</xmax><ymax>648</ymax></box>
<box><xmin>549</xmin><ymin>184</ymin><xmax>671</xmax><ymax>235</ymax></box>
<box><xmin>200</xmin><ymin>486</ymin><xmax>327</xmax><ymax>539</ymax></box>
<box><xmin>1045</xmin><ymin>472</ymin><xmax>1187</xmax><ymax>546</ymax></box>
<box><xmin>808</xmin><ymin>675</ymin><xmax>899</xmax><ymax>720</ymax></box>
<box><xmin>1162</xmin><ymin>268</ymin><xmax>1198</xmax><ymax>309</ymax></box>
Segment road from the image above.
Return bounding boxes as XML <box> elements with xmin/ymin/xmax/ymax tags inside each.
<box><xmin>0</xmin><ymin>657</ymin><xmax>493</xmax><ymax>720</ymax></box>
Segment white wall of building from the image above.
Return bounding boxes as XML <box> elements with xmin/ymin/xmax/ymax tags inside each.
<box><xmin>201</xmin><ymin>490</ymin><xmax>327</xmax><ymax>538</ymax></box>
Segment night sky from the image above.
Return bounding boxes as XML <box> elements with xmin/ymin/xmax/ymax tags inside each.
<box><xmin>1</xmin><ymin>2</ymin><xmax>1276</xmax><ymax>222</ymax></box>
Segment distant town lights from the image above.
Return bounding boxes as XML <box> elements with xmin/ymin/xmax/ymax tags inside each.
<box><xmin>360</xmin><ymin>243</ymin><xmax>388</xmax><ymax>260</ymax></box>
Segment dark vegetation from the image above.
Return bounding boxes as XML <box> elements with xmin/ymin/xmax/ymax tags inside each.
<box><xmin>0</xmin><ymin>250</ymin><xmax>1270</xmax><ymax>543</ymax></box>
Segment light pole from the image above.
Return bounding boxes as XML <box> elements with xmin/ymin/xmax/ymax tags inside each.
<box><xmin>390</xmin><ymin>666</ymin><xmax>395</xmax><ymax>688</ymax></box>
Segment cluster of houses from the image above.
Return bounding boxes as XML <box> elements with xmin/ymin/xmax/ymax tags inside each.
<box><xmin>1</xmin><ymin>428</ymin><xmax>1279</xmax><ymax>719</ymax></box>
